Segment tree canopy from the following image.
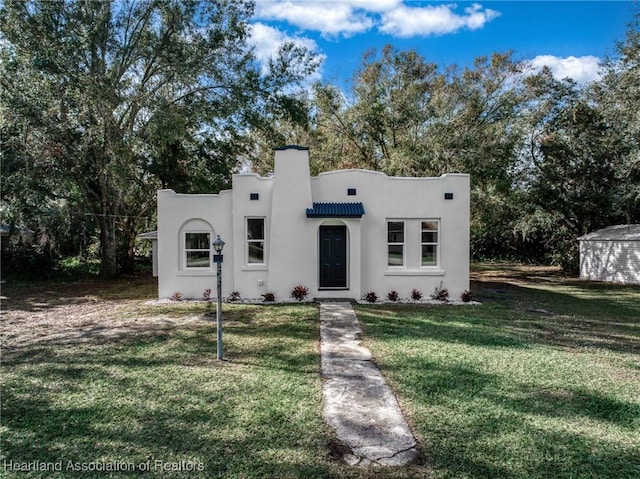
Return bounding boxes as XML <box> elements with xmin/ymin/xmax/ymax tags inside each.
<box><xmin>2</xmin><ymin>3</ymin><xmax>638</xmax><ymax>277</ymax></box>
<box><xmin>1</xmin><ymin>0</ymin><xmax>320</xmax><ymax>277</ymax></box>
<box><xmin>251</xmin><ymin>10</ymin><xmax>639</xmax><ymax>271</ymax></box>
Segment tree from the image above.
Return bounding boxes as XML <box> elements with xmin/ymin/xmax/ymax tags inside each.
<box><xmin>290</xmin><ymin>47</ymin><xmax>528</xmax><ymax>260</ymax></box>
<box><xmin>0</xmin><ymin>0</ymin><xmax>319</xmax><ymax>277</ymax></box>
<box><xmin>532</xmin><ymin>99</ymin><xmax>623</xmax><ymax>269</ymax></box>
<box><xmin>248</xmin><ymin>9</ymin><xmax>639</xmax><ymax>269</ymax></box>
<box><xmin>509</xmin><ymin>10</ymin><xmax>640</xmax><ymax>271</ymax></box>
<box><xmin>593</xmin><ymin>8</ymin><xmax>640</xmax><ymax>224</ymax></box>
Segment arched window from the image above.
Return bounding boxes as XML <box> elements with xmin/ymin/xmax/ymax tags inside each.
<box><xmin>179</xmin><ymin>219</ymin><xmax>215</xmax><ymax>270</ymax></box>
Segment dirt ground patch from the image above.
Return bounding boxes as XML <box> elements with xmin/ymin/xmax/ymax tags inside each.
<box><xmin>0</xmin><ymin>274</ymin><xmax>203</xmax><ymax>352</ymax></box>
<box><xmin>0</xmin><ymin>265</ymin><xmax>580</xmax><ymax>352</ymax></box>
<box><xmin>470</xmin><ymin>263</ymin><xmax>640</xmax><ymax>354</ymax></box>
<box><xmin>470</xmin><ymin>263</ymin><xmax>565</xmax><ymax>284</ymax></box>
<box><xmin>3</xmin><ymin>265</ymin><xmax>636</xmax><ymax>354</ymax></box>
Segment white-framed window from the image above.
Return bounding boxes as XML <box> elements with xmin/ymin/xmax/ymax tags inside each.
<box><xmin>421</xmin><ymin>220</ymin><xmax>439</xmax><ymax>266</ymax></box>
<box><xmin>247</xmin><ymin>217</ymin><xmax>265</xmax><ymax>264</ymax></box>
<box><xmin>184</xmin><ymin>232</ymin><xmax>211</xmax><ymax>269</ymax></box>
<box><xmin>387</xmin><ymin>221</ymin><xmax>405</xmax><ymax>267</ymax></box>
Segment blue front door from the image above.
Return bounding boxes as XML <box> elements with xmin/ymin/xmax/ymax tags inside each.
<box><xmin>319</xmin><ymin>225</ymin><xmax>347</xmax><ymax>288</ymax></box>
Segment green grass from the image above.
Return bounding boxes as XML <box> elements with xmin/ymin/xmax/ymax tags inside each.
<box><xmin>356</xmin><ymin>273</ymin><xmax>640</xmax><ymax>479</ymax></box>
<box><xmin>2</xmin><ymin>268</ymin><xmax>639</xmax><ymax>479</ymax></box>
<box><xmin>1</xmin><ymin>304</ymin><xmax>330</xmax><ymax>479</ymax></box>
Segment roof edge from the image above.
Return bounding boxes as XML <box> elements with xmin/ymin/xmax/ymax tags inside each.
<box><xmin>273</xmin><ymin>145</ymin><xmax>309</xmax><ymax>151</ymax></box>
<box><xmin>577</xmin><ymin>224</ymin><xmax>640</xmax><ymax>241</ymax></box>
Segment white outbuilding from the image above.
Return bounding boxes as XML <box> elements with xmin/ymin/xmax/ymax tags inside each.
<box><xmin>154</xmin><ymin>145</ymin><xmax>470</xmax><ymax>300</ymax></box>
<box><xmin>578</xmin><ymin>225</ymin><xmax>640</xmax><ymax>285</ymax></box>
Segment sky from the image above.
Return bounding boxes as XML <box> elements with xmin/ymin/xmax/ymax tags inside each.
<box><xmin>248</xmin><ymin>1</ymin><xmax>636</xmax><ymax>86</ymax></box>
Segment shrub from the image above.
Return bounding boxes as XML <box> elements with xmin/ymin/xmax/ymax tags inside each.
<box><xmin>387</xmin><ymin>290</ymin><xmax>400</xmax><ymax>301</ymax></box>
<box><xmin>1</xmin><ymin>244</ymin><xmax>56</xmax><ymax>278</ymax></box>
<box><xmin>261</xmin><ymin>292</ymin><xmax>275</xmax><ymax>302</ymax></box>
<box><xmin>290</xmin><ymin>285</ymin><xmax>310</xmax><ymax>301</ymax></box>
<box><xmin>57</xmin><ymin>255</ymin><xmax>101</xmax><ymax>278</ymax></box>
<box><xmin>202</xmin><ymin>288</ymin><xmax>212</xmax><ymax>301</ymax></box>
<box><xmin>461</xmin><ymin>290</ymin><xmax>473</xmax><ymax>303</ymax></box>
<box><xmin>171</xmin><ymin>291</ymin><xmax>183</xmax><ymax>301</ymax></box>
<box><xmin>363</xmin><ymin>291</ymin><xmax>378</xmax><ymax>303</ymax></box>
<box><xmin>431</xmin><ymin>282</ymin><xmax>449</xmax><ymax>302</ymax></box>
<box><xmin>410</xmin><ymin>288</ymin><xmax>423</xmax><ymax>301</ymax></box>
<box><xmin>227</xmin><ymin>291</ymin><xmax>242</xmax><ymax>302</ymax></box>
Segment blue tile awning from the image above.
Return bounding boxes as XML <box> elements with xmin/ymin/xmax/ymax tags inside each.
<box><xmin>306</xmin><ymin>202</ymin><xmax>365</xmax><ymax>218</ymax></box>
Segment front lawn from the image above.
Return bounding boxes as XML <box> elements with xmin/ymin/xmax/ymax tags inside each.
<box><xmin>1</xmin><ymin>297</ymin><xmax>329</xmax><ymax>478</ymax></box>
<box><xmin>2</xmin><ymin>268</ymin><xmax>639</xmax><ymax>479</ymax></box>
<box><xmin>356</xmin><ymin>267</ymin><xmax>640</xmax><ymax>479</ymax></box>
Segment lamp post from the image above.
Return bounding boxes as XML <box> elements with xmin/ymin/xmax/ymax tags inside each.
<box><xmin>212</xmin><ymin>235</ymin><xmax>225</xmax><ymax>360</ymax></box>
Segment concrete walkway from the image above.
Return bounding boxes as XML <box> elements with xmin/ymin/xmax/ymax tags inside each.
<box><xmin>320</xmin><ymin>302</ymin><xmax>419</xmax><ymax>467</ymax></box>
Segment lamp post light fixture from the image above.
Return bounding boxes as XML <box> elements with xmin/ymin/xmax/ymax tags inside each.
<box><xmin>212</xmin><ymin>235</ymin><xmax>225</xmax><ymax>360</ymax></box>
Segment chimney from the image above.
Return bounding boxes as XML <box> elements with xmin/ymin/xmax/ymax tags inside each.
<box><xmin>267</xmin><ymin>145</ymin><xmax>314</xmax><ymax>292</ymax></box>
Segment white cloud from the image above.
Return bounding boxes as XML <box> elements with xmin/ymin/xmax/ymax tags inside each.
<box><xmin>254</xmin><ymin>1</ymin><xmax>500</xmax><ymax>38</ymax></box>
<box><xmin>379</xmin><ymin>3</ymin><xmax>501</xmax><ymax>37</ymax></box>
<box><xmin>254</xmin><ymin>1</ymin><xmax>375</xmax><ymax>38</ymax></box>
<box><xmin>249</xmin><ymin>22</ymin><xmax>325</xmax><ymax>82</ymax></box>
<box><xmin>250</xmin><ymin>22</ymin><xmax>289</xmax><ymax>65</ymax></box>
<box><xmin>346</xmin><ymin>0</ymin><xmax>402</xmax><ymax>12</ymax></box>
<box><xmin>530</xmin><ymin>55</ymin><xmax>601</xmax><ymax>84</ymax></box>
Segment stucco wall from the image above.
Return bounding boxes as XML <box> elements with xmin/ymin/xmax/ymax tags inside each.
<box><xmin>310</xmin><ymin>170</ymin><xmax>469</xmax><ymax>299</ymax></box>
<box><xmin>156</xmin><ymin>147</ymin><xmax>470</xmax><ymax>300</ymax></box>
<box><xmin>267</xmin><ymin>148</ymin><xmax>316</xmax><ymax>298</ymax></box>
<box><xmin>580</xmin><ymin>240</ymin><xmax>640</xmax><ymax>285</ymax></box>
<box><xmin>157</xmin><ymin>189</ymin><xmax>234</xmax><ymax>299</ymax></box>
<box><xmin>230</xmin><ymin>174</ymin><xmax>274</xmax><ymax>299</ymax></box>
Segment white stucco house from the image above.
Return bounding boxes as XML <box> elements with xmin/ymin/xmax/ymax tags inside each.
<box><xmin>578</xmin><ymin>225</ymin><xmax>640</xmax><ymax>285</ymax></box>
<box><xmin>154</xmin><ymin>145</ymin><xmax>470</xmax><ymax>300</ymax></box>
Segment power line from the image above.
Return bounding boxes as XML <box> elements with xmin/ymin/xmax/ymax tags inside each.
<box><xmin>69</xmin><ymin>212</ymin><xmax>151</xmax><ymax>220</ymax></box>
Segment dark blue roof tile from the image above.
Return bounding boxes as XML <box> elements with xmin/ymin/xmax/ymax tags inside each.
<box><xmin>274</xmin><ymin>145</ymin><xmax>309</xmax><ymax>151</ymax></box>
<box><xmin>306</xmin><ymin>202</ymin><xmax>365</xmax><ymax>218</ymax></box>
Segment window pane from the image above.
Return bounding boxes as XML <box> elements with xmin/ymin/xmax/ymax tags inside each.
<box><xmin>247</xmin><ymin>218</ymin><xmax>264</xmax><ymax>240</ymax></box>
<box><xmin>421</xmin><ymin>221</ymin><xmax>438</xmax><ymax>231</ymax></box>
<box><xmin>248</xmin><ymin>241</ymin><xmax>264</xmax><ymax>263</ymax></box>
<box><xmin>421</xmin><ymin>231</ymin><xmax>438</xmax><ymax>243</ymax></box>
<box><xmin>421</xmin><ymin>244</ymin><xmax>437</xmax><ymax>266</ymax></box>
<box><xmin>387</xmin><ymin>222</ymin><xmax>404</xmax><ymax>243</ymax></box>
<box><xmin>185</xmin><ymin>233</ymin><xmax>210</xmax><ymax>250</ymax></box>
<box><xmin>186</xmin><ymin>251</ymin><xmax>210</xmax><ymax>268</ymax></box>
<box><xmin>388</xmin><ymin>245</ymin><xmax>403</xmax><ymax>266</ymax></box>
